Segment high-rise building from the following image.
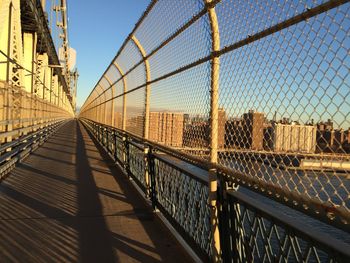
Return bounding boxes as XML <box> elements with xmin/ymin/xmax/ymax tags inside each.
<box><xmin>149</xmin><ymin>112</ymin><xmax>184</xmax><ymax>147</ymax></box>
<box><xmin>241</xmin><ymin>110</ymin><xmax>265</xmax><ymax>150</ymax></box>
<box><xmin>114</xmin><ymin>112</ymin><xmax>122</xmax><ymax>129</ymax></box>
<box><xmin>149</xmin><ymin>112</ymin><xmax>161</xmax><ymax>141</ymax></box>
<box><xmin>182</xmin><ymin>109</ymin><xmax>226</xmax><ymax>149</ymax></box>
<box><xmin>316</xmin><ymin>120</ymin><xmax>348</xmax><ymax>153</ymax></box>
<box><xmin>272</xmin><ymin>123</ymin><xmax>317</xmax><ymax>153</ymax></box>
<box><xmin>183</xmin><ymin>122</ymin><xmax>208</xmax><ymax>148</ymax></box>
<box><xmin>218</xmin><ymin>108</ymin><xmax>226</xmax><ymax>149</ymax></box>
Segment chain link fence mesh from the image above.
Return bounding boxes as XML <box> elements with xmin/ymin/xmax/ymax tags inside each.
<box><xmin>79</xmin><ymin>0</ymin><xmax>350</xmax><ymax>228</ymax></box>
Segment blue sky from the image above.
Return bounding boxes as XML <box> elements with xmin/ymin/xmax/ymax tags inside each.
<box><xmin>66</xmin><ymin>0</ymin><xmax>150</xmax><ymax>107</ymax></box>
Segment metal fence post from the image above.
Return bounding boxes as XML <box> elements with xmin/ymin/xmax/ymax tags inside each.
<box><xmin>131</xmin><ymin>35</ymin><xmax>150</xmax><ymax>139</ymax></box>
<box><xmin>103</xmin><ymin>127</ymin><xmax>106</xmax><ymax>146</ymax></box>
<box><xmin>106</xmin><ymin>128</ymin><xmax>110</xmax><ymax>151</ymax></box>
<box><xmin>148</xmin><ymin>146</ymin><xmax>157</xmax><ymax>210</ymax></box>
<box><xmin>97</xmin><ymin>124</ymin><xmax>100</xmax><ymax>141</ymax></box>
<box><xmin>103</xmin><ymin>76</ymin><xmax>114</xmax><ymax>126</ymax></box>
<box><xmin>218</xmin><ymin>178</ymin><xmax>240</xmax><ymax>262</ymax></box>
<box><xmin>102</xmin><ymin>126</ymin><xmax>107</xmax><ymax>147</ymax></box>
<box><xmin>123</xmin><ymin>135</ymin><xmax>130</xmax><ymax>176</ymax></box>
<box><xmin>114</xmin><ymin>131</ymin><xmax>118</xmax><ymax>161</ymax></box>
<box><xmin>144</xmin><ymin>146</ymin><xmax>151</xmax><ymax>198</ymax></box>
<box><xmin>113</xmin><ymin>62</ymin><xmax>127</xmax><ymax>130</ymax></box>
<box><xmin>205</xmin><ymin>0</ymin><xmax>221</xmax><ymax>261</ymax></box>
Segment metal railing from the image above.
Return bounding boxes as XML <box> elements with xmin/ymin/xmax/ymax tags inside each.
<box><xmin>81</xmin><ymin>118</ymin><xmax>350</xmax><ymax>262</ymax></box>
<box><xmin>79</xmin><ymin>0</ymin><xmax>349</xmax><ymax>236</ymax></box>
<box><xmin>0</xmin><ymin>118</ymin><xmax>67</xmax><ymax>180</ymax></box>
<box><xmin>79</xmin><ymin>0</ymin><xmax>350</xmax><ymax>261</ymax></box>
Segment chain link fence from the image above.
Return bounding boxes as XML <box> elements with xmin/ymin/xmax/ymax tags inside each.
<box><xmin>79</xmin><ymin>0</ymin><xmax>350</xmax><ymax>232</ymax></box>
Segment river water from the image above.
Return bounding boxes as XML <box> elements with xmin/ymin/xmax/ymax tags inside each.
<box><xmin>221</xmin><ymin>158</ymin><xmax>350</xmax><ymax>208</ymax></box>
<box><xmin>168</xmin><ymin>154</ymin><xmax>349</xmax><ymax>242</ymax></box>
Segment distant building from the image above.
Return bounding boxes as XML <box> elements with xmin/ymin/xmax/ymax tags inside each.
<box><xmin>271</xmin><ymin>123</ymin><xmax>317</xmax><ymax>153</ymax></box>
<box><xmin>126</xmin><ymin>115</ymin><xmax>144</xmax><ymax>136</ymax></box>
<box><xmin>114</xmin><ymin>112</ymin><xmax>122</xmax><ymax>129</ymax></box>
<box><xmin>316</xmin><ymin>120</ymin><xmax>349</xmax><ymax>153</ymax></box>
<box><xmin>225</xmin><ymin>118</ymin><xmax>243</xmax><ymax>148</ymax></box>
<box><xmin>343</xmin><ymin>128</ymin><xmax>350</xmax><ymax>153</ymax></box>
<box><xmin>225</xmin><ymin>111</ymin><xmax>265</xmax><ymax>150</ymax></box>
<box><xmin>242</xmin><ymin>110</ymin><xmax>265</xmax><ymax>150</ymax></box>
<box><xmin>217</xmin><ymin>108</ymin><xmax>226</xmax><ymax>149</ymax></box>
<box><xmin>183</xmin><ymin>122</ymin><xmax>208</xmax><ymax>148</ymax></box>
<box><xmin>183</xmin><ymin>109</ymin><xmax>226</xmax><ymax>149</ymax></box>
<box><xmin>149</xmin><ymin>112</ymin><xmax>184</xmax><ymax>147</ymax></box>
<box><xmin>334</xmin><ymin>129</ymin><xmax>345</xmax><ymax>148</ymax></box>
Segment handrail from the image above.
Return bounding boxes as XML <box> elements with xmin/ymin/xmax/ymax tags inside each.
<box><xmin>81</xmin><ymin>118</ymin><xmax>350</xmax><ymax>262</ymax></box>
<box><xmin>0</xmin><ymin>119</ymin><xmax>67</xmax><ymax>180</ymax></box>
<box><xmin>83</xmin><ymin>118</ymin><xmax>350</xmax><ymax>233</ymax></box>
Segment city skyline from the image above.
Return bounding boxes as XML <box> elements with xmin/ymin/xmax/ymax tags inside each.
<box><xmin>119</xmin><ymin>108</ymin><xmax>350</xmax><ymax>156</ymax></box>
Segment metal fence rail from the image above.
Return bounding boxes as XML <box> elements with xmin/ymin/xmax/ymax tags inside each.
<box><xmin>222</xmin><ymin>190</ymin><xmax>350</xmax><ymax>262</ymax></box>
<box><xmin>0</xmin><ymin>119</ymin><xmax>67</xmax><ymax>181</ymax></box>
<box><xmin>79</xmin><ymin>0</ymin><xmax>350</xmax><ymax>259</ymax></box>
<box><xmin>81</xmin><ymin>118</ymin><xmax>350</xmax><ymax>262</ymax></box>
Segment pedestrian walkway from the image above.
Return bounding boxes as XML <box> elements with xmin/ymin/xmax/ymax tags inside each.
<box><xmin>0</xmin><ymin>120</ymin><xmax>192</xmax><ymax>262</ymax></box>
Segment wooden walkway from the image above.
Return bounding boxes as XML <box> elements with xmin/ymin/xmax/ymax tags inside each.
<box><xmin>0</xmin><ymin>120</ymin><xmax>192</xmax><ymax>262</ymax></box>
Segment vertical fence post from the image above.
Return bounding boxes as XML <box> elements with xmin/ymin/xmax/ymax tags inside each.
<box><xmin>102</xmin><ymin>127</ymin><xmax>105</xmax><ymax>147</ymax></box>
<box><xmin>123</xmin><ymin>135</ymin><xmax>130</xmax><ymax>176</ymax></box>
<box><xmin>131</xmin><ymin>35</ymin><xmax>151</xmax><ymax>194</ymax></box>
<box><xmin>103</xmin><ymin>76</ymin><xmax>114</xmax><ymax>127</ymax></box>
<box><xmin>113</xmin><ymin>62</ymin><xmax>127</xmax><ymax>130</ymax></box>
<box><xmin>148</xmin><ymin>145</ymin><xmax>156</xmax><ymax>209</ymax></box>
<box><xmin>205</xmin><ymin>0</ymin><xmax>221</xmax><ymax>261</ymax></box>
<box><xmin>144</xmin><ymin>146</ymin><xmax>150</xmax><ymax>197</ymax></box>
<box><xmin>97</xmin><ymin>124</ymin><xmax>99</xmax><ymax>140</ymax></box>
<box><xmin>106</xmin><ymin>127</ymin><xmax>110</xmax><ymax>152</ymax></box>
<box><xmin>130</xmin><ymin>35</ymin><xmax>150</xmax><ymax>139</ymax></box>
<box><xmin>114</xmin><ymin>131</ymin><xmax>118</xmax><ymax>161</ymax></box>
<box><xmin>218</xmin><ymin>178</ymin><xmax>236</xmax><ymax>262</ymax></box>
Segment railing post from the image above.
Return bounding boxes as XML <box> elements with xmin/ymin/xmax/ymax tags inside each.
<box><xmin>103</xmin><ymin>127</ymin><xmax>106</xmax><ymax>146</ymax></box>
<box><xmin>103</xmin><ymin>127</ymin><xmax>106</xmax><ymax>147</ymax></box>
<box><xmin>148</xmin><ymin>145</ymin><xmax>157</xmax><ymax>210</ymax></box>
<box><xmin>205</xmin><ymin>0</ymin><xmax>221</xmax><ymax>261</ymax></box>
<box><xmin>97</xmin><ymin>124</ymin><xmax>100</xmax><ymax>140</ymax></box>
<box><xmin>218</xmin><ymin>178</ymin><xmax>240</xmax><ymax>262</ymax></box>
<box><xmin>106</xmin><ymin>128</ymin><xmax>109</xmax><ymax>151</ymax></box>
<box><xmin>144</xmin><ymin>146</ymin><xmax>150</xmax><ymax>198</ymax></box>
<box><xmin>114</xmin><ymin>131</ymin><xmax>118</xmax><ymax>161</ymax></box>
<box><xmin>122</xmin><ymin>135</ymin><xmax>130</xmax><ymax>176</ymax></box>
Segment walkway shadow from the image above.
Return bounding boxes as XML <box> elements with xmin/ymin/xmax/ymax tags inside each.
<box><xmin>82</xmin><ymin>121</ymin><xmax>193</xmax><ymax>262</ymax></box>
<box><xmin>0</xmin><ymin>120</ymin><xmax>191</xmax><ymax>262</ymax></box>
<box><xmin>75</xmin><ymin>121</ymin><xmax>116</xmax><ymax>262</ymax></box>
